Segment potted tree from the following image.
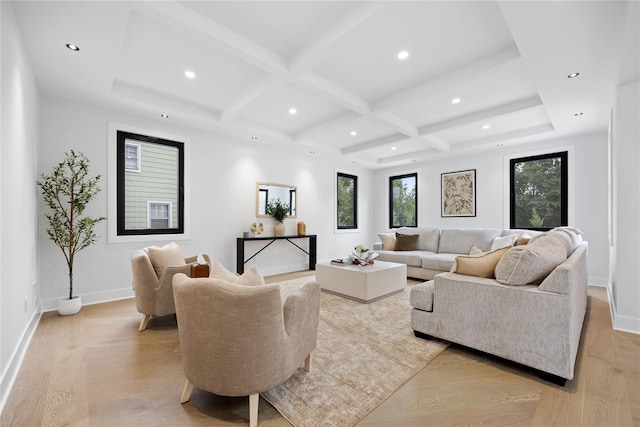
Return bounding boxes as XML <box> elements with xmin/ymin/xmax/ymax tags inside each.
<box><xmin>265</xmin><ymin>199</ymin><xmax>289</xmax><ymax>237</ymax></box>
<box><xmin>37</xmin><ymin>150</ymin><xmax>105</xmax><ymax>315</ymax></box>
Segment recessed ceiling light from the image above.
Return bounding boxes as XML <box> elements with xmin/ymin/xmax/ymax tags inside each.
<box><xmin>391</xmin><ymin>146</ymin><xmax>397</xmax><ymax>150</ymax></box>
<box><xmin>568</xmin><ymin>72</ymin><xmax>580</xmax><ymax>79</ymax></box>
<box><xmin>184</xmin><ymin>70</ymin><xmax>196</xmax><ymax>79</ymax></box>
<box><xmin>66</xmin><ymin>43</ymin><xmax>80</xmax><ymax>51</ymax></box>
<box><xmin>451</xmin><ymin>98</ymin><xmax>461</xmax><ymax>104</ymax></box>
<box><xmin>350</xmin><ymin>131</ymin><xmax>357</xmax><ymax>136</ymax></box>
<box><xmin>161</xmin><ymin>114</ymin><xmax>169</xmax><ymax>118</ymax></box>
<box><xmin>289</xmin><ymin>108</ymin><xmax>297</xmax><ymax>115</ymax></box>
<box><xmin>397</xmin><ymin>50</ymin><xmax>409</xmax><ymax>60</ymax></box>
<box><xmin>574</xmin><ymin>112</ymin><xmax>584</xmax><ymax>116</ymax></box>
<box><xmin>482</xmin><ymin>124</ymin><xmax>491</xmax><ymax>129</ymax></box>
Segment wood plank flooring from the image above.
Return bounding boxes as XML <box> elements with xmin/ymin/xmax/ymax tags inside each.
<box><xmin>2</xmin><ymin>272</ymin><xmax>638</xmax><ymax>426</ymax></box>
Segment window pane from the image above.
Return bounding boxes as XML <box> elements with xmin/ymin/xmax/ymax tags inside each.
<box><xmin>511</xmin><ymin>151</ymin><xmax>567</xmax><ymax>230</ymax></box>
<box><xmin>337</xmin><ymin>173</ymin><xmax>357</xmax><ymax>229</ymax></box>
<box><xmin>117</xmin><ymin>131</ymin><xmax>184</xmax><ymax>235</ymax></box>
<box><xmin>389</xmin><ymin>173</ymin><xmax>417</xmax><ymax>228</ymax></box>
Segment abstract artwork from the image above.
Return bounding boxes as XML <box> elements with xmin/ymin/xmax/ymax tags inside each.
<box><xmin>441</xmin><ymin>169</ymin><xmax>476</xmax><ymax>217</ymax></box>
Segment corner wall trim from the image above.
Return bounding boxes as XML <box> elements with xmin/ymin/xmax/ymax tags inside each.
<box><xmin>606</xmin><ymin>285</ymin><xmax>640</xmax><ymax>335</ymax></box>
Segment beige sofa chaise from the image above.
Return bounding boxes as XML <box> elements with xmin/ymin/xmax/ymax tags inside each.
<box><xmin>409</xmin><ymin>229</ymin><xmax>588</xmax><ymax>384</ymax></box>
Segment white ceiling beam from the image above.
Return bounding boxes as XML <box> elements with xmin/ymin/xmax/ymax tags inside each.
<box><xmin>421</xmin><ymin>135</ymin><xmax>450</xmax><ymax>152</ymax></box>
<box><xmin>223</xmin><ymin>119</ymin><xmax>293</xmax><ymax>144</ymax></box>
<box><xmin>418</xmin><ymin>96</ymin><xmax>544</xmax><ymax>135</ymax></box>
<box><xmin>299</xmin><ymin>72</ymin><xmax>371</xmax><ymax>115</ymax></box>
<box><xmin>372</xmin><ymin>46</ymin><xmax>522</xmax><ymax>113</ymax></box>
<box><xmin>139</xmin><ymin>1</ymin><xmax>288</xmax><ymax>76</ymax></box>
<box><xmin>289</xmin><ymin>2</ymin><xmax>386</xmax><ymax>75</ymax></box>
<box><xmin>112</xmin><ymin>79</ymin><xmax>220</xmax><ymax>121</ymax></box>
<box><xmin>294</xmin><ymin>111</ymin><xmax>361</xmax><ymax>143</ymax></box>
<box><xmin>453</xmin><ymin>123</ymin><xmax>555</xmax><ymax>150</ymax></box>
<box><xmin>220</xmin><ymin>77</ymin><xmax>286</xmax><ymax>123</ymax></box>
<box><xmin>342</xmin><ymin>133</ymin><xmax>407</xmax><ymax>155</ymax></box>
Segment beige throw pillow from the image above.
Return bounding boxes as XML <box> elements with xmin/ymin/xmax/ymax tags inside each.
<box><xmin>451</xmin><ymin>247</ymin><xmax>509</xmax><ymax>278</ymax></box>
<box><xmin>147</xmin><ymin>242</ymin><xmax>185</xmax><ymax>277</ymax></box>
<box><xmin>378</xmin><ymin>233</ymin><xmax>396</xmax><ymax>250</ymax></box>
<box><xmin>211</xmin><ymin>262</ymin><xmax>266</xmax><ymax>286</ymax></box>
<box><xmin>395</xmin><ymin>233</ymin><xmax>419</xmax><ymax>251</ymax></box>
<box><xmin>494</xmin><ymin>234</ymin><xmax>568</xmax><ymax>285</ymax></box>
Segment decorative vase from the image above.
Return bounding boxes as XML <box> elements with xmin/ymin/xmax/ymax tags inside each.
<box><xmin>274</xmin><ymin>222</ymin><xmax>285</xmax><ymax>237</ymax></box>
<box><xmin>58</xmin><ymin>295</ymin><xmax>81</xmax><ymax>316</ymax></box>
<box><xmin>297</xmin><ymin>221</ymin><xmax>306</xmax><ymax>236</ymax></box>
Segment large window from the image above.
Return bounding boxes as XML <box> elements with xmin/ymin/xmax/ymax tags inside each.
<box><xmin>389</xmin><ymin>173</ymin><xmax>417</xmax><ymax>228</ymax></box>
<box><xmin>116</xmin><ymin>130</ymin><xmax>184</xmax><ymax>236</ymax></box>
<box><xmin>510</xmin><ymin>151</ymin><xmax>568</xmax><ymax>231</ymax></box>
<box><xmin>337</xmin><ymin>172</ymin><xmax>358</xmax><ymax>229</ymax></box>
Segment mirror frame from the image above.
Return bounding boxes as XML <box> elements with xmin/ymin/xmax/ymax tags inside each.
<box><xmin>256</xmin><ymin>182</ymin><xmax>297</xmax><ymax>218</ymax></box>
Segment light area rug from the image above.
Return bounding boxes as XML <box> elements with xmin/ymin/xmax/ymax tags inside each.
<box><xmin>261</xmin><ymin>276</ymin><xmax>448</xmax><ymax>427</ymax></box>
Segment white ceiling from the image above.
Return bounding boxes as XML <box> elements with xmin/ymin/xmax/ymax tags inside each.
<box><xmin>10</xmin><ymin>0</ymin><xmax>639</xmax><ymax>169</ymax></box>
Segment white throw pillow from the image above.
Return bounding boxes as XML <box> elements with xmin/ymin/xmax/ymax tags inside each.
<box><xmin>490</xmin><ymin>234</ymin><xmax>518</xmax><ymax>251</ymax></box>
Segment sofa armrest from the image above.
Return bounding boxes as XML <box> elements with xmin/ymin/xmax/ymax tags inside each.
<box><xmin>372</xmin><ymin>242</ymin><xmax>383</xmax><ymax>251</ymax></box>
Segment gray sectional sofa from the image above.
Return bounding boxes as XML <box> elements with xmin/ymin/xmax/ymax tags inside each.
<box><xmin>373</xmin><ymin>227</ymin><xmax>533</xmax><ymax>280</ymax></box>
<box><xmin>375</xmin><ymin>227</ymin><xmax>588</xmax><ymax>383</ymax></box>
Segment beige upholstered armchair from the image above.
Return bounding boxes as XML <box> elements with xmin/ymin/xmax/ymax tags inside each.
<box><xmin>173</xmin><ymin>274</ymin><xmax>320</xmax><ymax>427</ymax></box>
<box><xmin>131</xmin><ymin>244</ymin><xmax>211</xmax><ymax>331</ymax></box>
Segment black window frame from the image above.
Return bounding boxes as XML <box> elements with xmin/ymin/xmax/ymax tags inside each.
<box><xmin>116</xmin><ymin>130</ymin><xmax>185</xmax><ymax>236</ymax></box>
<box><xmin>336</xmin><ymin>172</ymin><xmax>358</xmax><ymax>230</ymax></box>
<box><xmin>509</xmin><ymin>151</ymin><xmax>568</xmax><ymax>231</ymax></box>
<box><xmin>389</xmin><ymin>172</ymin><xmax>418</xmax><ymax>229</ymax></box>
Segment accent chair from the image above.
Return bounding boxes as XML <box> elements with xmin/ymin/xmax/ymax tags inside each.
<box><xmin>131</xmin><ymin>243</ymin><xmax>211</xmax><ymax>331</ymax></box>
<box><xmin>173</xmin><ymin>274</ymin><xmax>320</xmax><ymax>427</ymax></box>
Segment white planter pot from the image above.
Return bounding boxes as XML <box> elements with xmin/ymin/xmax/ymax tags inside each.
<box><xmin>58</xmin><ymin>296</ymin><xmax>81</xmax><ymax>316</ymax></box>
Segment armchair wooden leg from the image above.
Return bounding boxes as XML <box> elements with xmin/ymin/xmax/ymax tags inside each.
<box><xmin>138</xmin><ymin>314</ymin><xmax>151</xmax><ymax>331</ymax></box>
<box><xmin>304</xmin><ymin>352</ymin><xmax>312</xmax><ymax>372</ymax></box>
<box><xmin>180</xmin><ymin>379</ymin><xmax>194</xmax><ymax>404</ymax></box>
<box><xmin>249</xmin><ymin>393</ymin><xmax>259</xmax><ymax>427</ymax></box>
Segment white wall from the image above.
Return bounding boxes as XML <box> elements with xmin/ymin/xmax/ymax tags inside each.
<box><xmin>371</xmin><ymin>132</ymin><xmax>611</xmax><ymax>284</ymax></box>
<box><xmin>37</xmin><ymin>97</ymin><xmax>373</xmax><ymax>309</ymax></box>
<box><xmin>611</xmin><ymin>79</ymin><xmax>640</xmax><ymax>333</ymax></box>
<box><xmin>0</xmin><ymin>1</ymin><xmax>41</xmax><ymax>412</ymax></box>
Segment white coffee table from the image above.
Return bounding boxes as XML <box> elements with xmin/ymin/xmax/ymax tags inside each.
<box><xmin>316</xmin><ymin>260</ymin><xmax>407</xmax><ymax>303</ymax></box>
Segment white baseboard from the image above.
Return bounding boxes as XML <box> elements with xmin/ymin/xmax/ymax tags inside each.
<box><xmin>259</xmin><ymin>263</ymin><xmax>312</xmax><ymax>277</ymax></box>
<box><xmin>0</xmin><ymin>308</ymin><xmax>42</xmax><ymax>416</ymax></box>
<box><xmin>589</xmin><ymin>276</ymin><xmax>609</xmax><ymax>287</ymax></box>
<box><xmin>606</xmin><ymin>285</ymin><xmax>640</xmax><ymax>335</ymax></box>
<box><xmin>41</xmin><ymin>287</ymin><xmax>135</xmax><ymax>312</ymax></box>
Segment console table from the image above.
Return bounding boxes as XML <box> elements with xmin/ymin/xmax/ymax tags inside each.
<box><xmin>236</xmin><ymin>235</ymin><xmax>317</xmax><ymax>274</ymax></box>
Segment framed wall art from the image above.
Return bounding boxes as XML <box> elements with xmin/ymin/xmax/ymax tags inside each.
<box><xmin>441</xmin><ymin>169</ymin><xmax>476</xmax><ymax>217</ymax></box>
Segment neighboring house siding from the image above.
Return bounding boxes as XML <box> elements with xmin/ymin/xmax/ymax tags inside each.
<box><xmin>125</xmin><ymin>140</ymin><xmax>178</xmax><ymax>229</ymax></box>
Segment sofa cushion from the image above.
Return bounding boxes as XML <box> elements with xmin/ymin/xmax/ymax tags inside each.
<box><xmin>395</xmin><ymin>233</ymin><xmax>419</xmax><ymax>250</ymax></box>
<box><xmin>451</xmin><ymin>247</ymin><xmax>510</xmax><ymax>278</ymax></box>
<box><xmin>421</xmin><ymin>253</ymin><xmax>457</xmax><ymax>271</ymax></box>
<box><xmin>147</xmin><ymin>242</ymin><xmax>185</xmax><ymax>277</ymax></box>
<box><xmin>396</xmin><ymin>227</ymin><xmax>440</xmax><ymax>252</ymax></box>
<box><xmin>438</xmin><ymin>228</ymin><xmax>502</xmax><ymax>254</ymax></box>
<box><xmin>376</xmin><ymin>250</ymin><xmax>424</xmax><ymax>267</ymax></box>
<box><xmin>378</xmin><ymin>233</ymin><xmax>396</xmax><ymax>250</ymax></box>
<box><xmin>490</xmin><ymin>234</ymin><xmax>518</xmax><ymax>251</ymax></box>
<box><xmin>409</xmin><ymin>281</ymin><xmax>434</xmax><ymax>311</ymax></box>
<box><xmin>495</xmin><ymin>233</ymin><xmax>568</xmax><ymax>285</ymax></box>
<box><xmin>211</xmin><ymin>262</ymin><xmax>266</xmax><ymax>286</ymax></box>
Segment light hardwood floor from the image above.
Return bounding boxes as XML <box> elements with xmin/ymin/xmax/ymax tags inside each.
<box><xmin>2</xmin><ymin>272</ymin><xmax>638</xmax><ymax>426</ymax></box>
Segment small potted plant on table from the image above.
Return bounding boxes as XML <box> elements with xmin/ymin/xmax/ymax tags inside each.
<box><xmin>265</xmin><ymin>199</ymin><xmax>289</xmax><ymax>237</ymax></box>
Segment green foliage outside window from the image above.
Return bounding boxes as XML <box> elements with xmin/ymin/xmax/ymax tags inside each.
<box><xmin>390</xmin><ymin>173</ymin><xmax>417</xmax><ymax>228</ymax></box>
<box><xmin>337</xmin><ymin>173</ymin><xmax>357</xmax><ymax>229</ymax></box>
<box><xmin>512</xmin><ymin>152</ymin><xmax>567</xmax><ymax>230</ymax></box>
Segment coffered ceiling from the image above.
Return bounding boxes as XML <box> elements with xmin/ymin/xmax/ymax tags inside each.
<box><xmin>10</xmin><ymin>1</ymin><xmax>638</xmax><ymax>168</ymax></box>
